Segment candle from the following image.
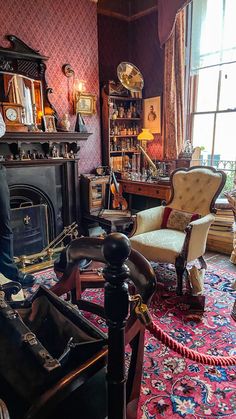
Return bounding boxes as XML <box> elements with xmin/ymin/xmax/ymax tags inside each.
<box><xmin>31</xmin><ymin>80</ymin><xmax>36</xmax><ymax>104</ymax></box>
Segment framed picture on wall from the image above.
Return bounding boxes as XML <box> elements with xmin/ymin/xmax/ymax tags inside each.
<box><xmin>143</xmin><ymin>96</ymin><xmax>161</xmax><ymax>134</ymax></box>
<box><xmin>75</xmin><ymin>93</ymin><xmax>96</xmax><ymax>115</ymax></box>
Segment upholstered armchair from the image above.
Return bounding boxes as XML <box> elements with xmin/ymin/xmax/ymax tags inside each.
<box><xmin>130</xmin><ymin>166</ymin><xmax>226</xmax><ymax>295</ymax></box>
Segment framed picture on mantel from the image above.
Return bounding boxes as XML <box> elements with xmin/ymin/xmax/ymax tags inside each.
<box><xmin>143</xmin><ymin>96</ymin><xmax>161</xmax><ymax>134</ymax></box>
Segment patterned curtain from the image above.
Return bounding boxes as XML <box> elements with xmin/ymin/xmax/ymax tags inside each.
<box><xmin>158</xmin><ymin>0</ymin><xmax>191</xmax><ymax>47</ymax></box>
<box><xmin>163</xmin><ymin>10</ymin><xmax>185</xmax><ymax>159</ymax></box>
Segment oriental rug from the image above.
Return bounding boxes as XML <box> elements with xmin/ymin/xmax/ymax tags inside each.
<box><xmin>27</xmin><ymin>263</ymin><xmax>236</xmax><ymax>419</ymax></box>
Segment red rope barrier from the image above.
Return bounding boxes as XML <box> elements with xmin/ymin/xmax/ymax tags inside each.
<box><xmin>147</xmin><ymin>322</ymin><xmax>236</xmax><ymax>366</ymax></box>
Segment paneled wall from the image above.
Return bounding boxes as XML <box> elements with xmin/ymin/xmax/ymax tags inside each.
<box><xmin>0</xmin><ymin>0</ymin><xmax>101</xmax><ymax>173</ymax></box>
<box><xmin>98</xmin><ymin>10</ymin><xmax>164</xmax><ymax>158</ymax></box>
<box><xmin>98</xmin><ymin>15</ymin><xmax>130</xmax><ymax>84</ymax></box>
<box><xmin>130</xmin><ymin>11</ymin><xmax>164</xmax><ymax>159</ymax></box>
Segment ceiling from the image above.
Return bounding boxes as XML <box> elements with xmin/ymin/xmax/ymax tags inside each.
<box><xmin>98</xmin><ymin>0</ymin><xmax>158</xmax><ymax>20</ymax></box>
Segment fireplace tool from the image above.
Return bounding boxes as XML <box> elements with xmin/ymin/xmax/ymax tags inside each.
<box><xmin>14</xmin><ymin>222</ymin><xmax>78</xmax><ymax>273</ymax></box>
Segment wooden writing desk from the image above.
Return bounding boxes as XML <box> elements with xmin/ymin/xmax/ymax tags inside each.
<box><xmin>120</xmin><ymin>179</ymin><xmax>171</xmax><ymax>207</ymax></box>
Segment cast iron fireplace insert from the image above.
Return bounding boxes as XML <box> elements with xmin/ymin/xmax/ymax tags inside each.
<box><xmin>4</xmin><ymin>159</ymin><xmax>80</xmax><ymax>257</ymax></box>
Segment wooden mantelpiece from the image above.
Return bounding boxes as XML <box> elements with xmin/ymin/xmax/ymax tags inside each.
<box><xmin>3</xmin><ymin>158</ymin><xmax>79</xmax><ymax>167</ymax></box>
<box><xmin>0</xmin><ymin>131</ymin><xmax>92</xmax><ymax>160</ymax></box>
<box><xmin>2</xmin><ymin>131</ymin><xmax>92</xmax><ymax>144</ymax></box>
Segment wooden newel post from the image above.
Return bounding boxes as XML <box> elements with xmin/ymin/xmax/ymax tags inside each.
<box><xmin>102</xmin><ymin>233</ymin><xmax>131</xmax><ymax>419</ymax></box>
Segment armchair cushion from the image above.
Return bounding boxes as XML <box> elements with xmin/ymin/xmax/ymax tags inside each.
<box><xmin>130</xmin><ymin>229</ymin><xmax>186</xmax><ymax>264</ymax></box>
<box><xmin>161</xmin><ymin>207</ymin><xmax>200</xmax><ymax>231</ymax></box>
<box><xmin>132</xmin><ymin>206</ymin><xmax>165</xmax><ymax>236</ymax></box>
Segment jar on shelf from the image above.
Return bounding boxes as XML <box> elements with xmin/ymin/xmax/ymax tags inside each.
<box><xmin>112</xmin><ymin>110</ymin><xmax>118</xmax><ymax>120</ymax></box>
<box><xmin>127</xmin><ymin>109</ymin><xmax>132</xmax><ymax>119</ymax></box>
<box><xmin>118</xmin><ymin>104</ymin><xmax>125</xmax><ymax>118</ymax></box>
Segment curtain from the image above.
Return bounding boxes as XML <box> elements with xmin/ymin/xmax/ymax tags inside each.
<box><xmin>158</xmin><ymin>0</ymin><xmax>191</xmax><ymax>47</ymax></box>
<box><xmin>191</xmin><ymin>0</ymin><xmax>236</xmax><ymax>73</ymax></box>
<box><xmin>163</xmin><ymin>10</ymin><xmax>185</xmax><ymax>159</ymax></box>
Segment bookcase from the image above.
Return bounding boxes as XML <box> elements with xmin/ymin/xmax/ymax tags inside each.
<box><xmin>101</xmin><ymin>85</ymin><xmax>142</xmax><ymax>174</ymax></box>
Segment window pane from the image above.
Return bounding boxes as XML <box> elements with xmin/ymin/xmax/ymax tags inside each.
<box><xmin>194</xmin><ymin>67</ymin><xmax>219</xmax><ymax>112</ymax></box>
<box><xmin>219</xmin><ymin>63</ymin><xmax>236</xmax><ymax>110</ymax></box>
<box><xmin>214</xmin><ymin>112</ymin><xmax>236</xmax><ymax>161</ymax></box>
<box><xmin>222</xmin><ymin>0</ymin><xmax>236</xmax><ymax>63</ymax></box>
<box><xmin>199</xmin><ymin>0</ymin><xmax>223</xmax><ymax>67</ymax></box>
<box><xmin>192</xmin><ymin>114</ymin><xmax>215</xmax><ymax>160</ymax></box>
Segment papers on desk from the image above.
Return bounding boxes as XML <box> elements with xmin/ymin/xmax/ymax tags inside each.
<box><xmin>159</xmin><ymin>177</ymin><xmax>170</xmax><ymax>182</ymax></box>
<box><xmin>99</xmin><ymin>209</ymin><xmax>131</xmax><ymax>218</ymax></box>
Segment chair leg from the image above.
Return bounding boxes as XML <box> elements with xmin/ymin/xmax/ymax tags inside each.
<box><xmin>175</xmin><ymin>256</ymin><xmax>186</xmax><ymax>296</ymax></box>
<box><xmin>198</xmin><ymin>255</ymin><xmax>207</xmax><ymax>270</ymax></box>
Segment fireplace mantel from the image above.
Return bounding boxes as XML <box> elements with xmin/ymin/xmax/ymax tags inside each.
<box><xmin>2</xmin><ymin>131</ymin><xmax>92</xmax><ymax>144</ymax></box>
<box><xmin>0</xmin><ymin>131</ymin><xmax>92</xmax><ymax>160</ymax></box>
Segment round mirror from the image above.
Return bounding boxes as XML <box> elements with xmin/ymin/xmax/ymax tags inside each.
<box><xmin>117</xmin><ymin>62</ymin><xmax>144</xmax><ymax>93</ymax></box>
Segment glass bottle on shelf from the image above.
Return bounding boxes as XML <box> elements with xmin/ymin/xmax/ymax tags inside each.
<box><xmin>118</xmin><ymin>103</ymin><xmax>124</xmax><ymax>118</ymax></box>
<box><xmin>127</xmin><ymin>108</ymin><xmax>132</xmax><ymax>119</ymax></box>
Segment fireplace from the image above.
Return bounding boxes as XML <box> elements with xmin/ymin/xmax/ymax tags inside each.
<box><xmin>11</xmin><ymin>201</ymin><xmax>49</xmax><ymax>257</ymax></box>
<box><xmin>5</xmin><ymin>160</ymin><xmax>79</xmax><ymax>257</ymax></box>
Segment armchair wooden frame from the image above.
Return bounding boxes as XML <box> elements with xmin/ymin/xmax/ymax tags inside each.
<box><xmin>130</xmin><ymin>166</ymin><xmax>226</xmax><ymax>295</ymax></box>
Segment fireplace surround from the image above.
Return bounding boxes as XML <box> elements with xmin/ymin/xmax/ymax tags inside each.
<box><xmin>4</xmin><ymin>159</ymin><xmax>79</xmax><ymax>256</ymax></box>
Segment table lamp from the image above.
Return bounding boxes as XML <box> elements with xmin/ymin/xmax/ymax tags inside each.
<box><xmin>137</xmin><ymin>128</ymin><xmax>158</xmax><ymax>177</ymax></box>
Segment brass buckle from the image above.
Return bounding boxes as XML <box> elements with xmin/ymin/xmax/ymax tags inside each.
<box><xmin>129</xmin><ymin>294</ymin><xmax>152</xmax><ymax>326</ymax></box>
<box><xmin>22</xmin><ymin>332</ymin><xmax>37</xmax><ymax>346</ymax></box>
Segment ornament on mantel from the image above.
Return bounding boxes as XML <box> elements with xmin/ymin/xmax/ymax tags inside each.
<box><xmin>60</xmin><ymin>113</ymin><xmax>71</xmax><ymax>132</ymax></box>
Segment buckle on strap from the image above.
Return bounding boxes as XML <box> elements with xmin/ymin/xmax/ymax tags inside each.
<box><xmin>129</xmin><ymin>294</ymin><xmax>152</xmax><ymax>326</ymax></box>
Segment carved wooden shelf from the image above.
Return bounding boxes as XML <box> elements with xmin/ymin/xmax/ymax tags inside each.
<box><xmin>3</xmin><ymin>158</ymin><xmax>79</xmax><ymax>166</ymax></box>
<box><xmin>1</xmin><ymin>131</ymin><xmax>92</xmax><ymax>144</ymax></box>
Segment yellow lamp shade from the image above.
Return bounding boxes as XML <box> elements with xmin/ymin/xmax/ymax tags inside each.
<box><xmin>137</xmin><ymin>128</ymin><xmax>154</xmax><ymax>141</ymax></box>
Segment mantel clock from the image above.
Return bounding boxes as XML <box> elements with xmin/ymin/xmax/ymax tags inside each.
<box><xmin>1</xmin><ymin>103</ymin><xmax>27</xmax><ymax>132</ymax></box>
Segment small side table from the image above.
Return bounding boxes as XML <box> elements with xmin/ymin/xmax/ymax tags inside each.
<box><xmin>82</xmin><ymin>212</ymin><xmax>134</xmax><ymax>235</ymax></box>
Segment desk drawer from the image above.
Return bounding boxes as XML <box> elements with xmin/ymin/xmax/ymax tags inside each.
<box><xmin>122</xmin><ymin>182</ymin><xmax>170</xmax><ymax>200</ymax></box>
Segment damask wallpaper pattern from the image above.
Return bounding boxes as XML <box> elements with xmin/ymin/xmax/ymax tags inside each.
<box><xmin>0</xmin><ymin>0</ymin><xmax>101</xmax><ymax>173</ymax></box>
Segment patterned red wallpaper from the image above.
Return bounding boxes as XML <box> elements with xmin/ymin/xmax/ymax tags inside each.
<box><xmin>0</xmin><ymin>0</ymin><xmax>101</xmax><ymax>173</ymax></box>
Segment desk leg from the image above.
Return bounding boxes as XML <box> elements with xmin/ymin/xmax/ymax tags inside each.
<box><xmin>128</xmin><ymin>194</ymin><xmax>132</xmax><ymax>210</ymax></box>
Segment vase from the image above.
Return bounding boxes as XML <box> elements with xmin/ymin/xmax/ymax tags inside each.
<box><xmin>61</xmin><ymin>114</ymin><xmax>71</xmax><ymax>131</ymax></box>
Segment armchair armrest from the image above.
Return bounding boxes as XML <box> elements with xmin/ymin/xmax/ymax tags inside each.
<box><xmin>130</xmin><ymin>206</ymin><xmax>165</xmax><ymax>236</ymax></box>
<box><xmin>186</xmin><ymin>214</ymin><xmax>215</xmax><ymax>262</ymax></box>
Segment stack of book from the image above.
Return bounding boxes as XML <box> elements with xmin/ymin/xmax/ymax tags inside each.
<box><xmin>207</xmin><ymin>205</ymin><xmax>234</xmax><ymax>254</ymax></box>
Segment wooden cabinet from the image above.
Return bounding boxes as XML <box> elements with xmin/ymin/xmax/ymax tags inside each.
<box><xmin>101</xmin><ymin>86</ymin><xmax>142</xmax><ymax>173</ymax></box>
<box><xmin>80</xmin><ymin>174</ymin><xmax>110</xmax><ymax>214</ymax></box>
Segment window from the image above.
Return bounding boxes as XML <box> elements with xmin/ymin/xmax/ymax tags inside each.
<box><xmin>187</xmin><ymin>0</ymin><xmax>236</xmax><ymax>192</ymax></box>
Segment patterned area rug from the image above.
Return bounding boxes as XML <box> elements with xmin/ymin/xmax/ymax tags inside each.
<box><xmin>27</xmin><ymin>263</ymin><xmax>236</xmax><ymax>419</ymax></box>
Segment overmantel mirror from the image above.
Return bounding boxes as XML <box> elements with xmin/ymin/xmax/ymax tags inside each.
<box><xmin>0</xmin><ymin>34</ymin><xmax>57</xmax><ymax>132</ymax></box>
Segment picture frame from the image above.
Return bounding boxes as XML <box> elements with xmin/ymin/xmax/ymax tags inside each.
<box><xmin>143</xmin><ymin>96</ymin><xmax>161</xmax><ymax>134</ymax></box>
<box><xmin>75</xmin><ymin>93</ymin><xmax>96</xmax><ymax>115</ymax></box>
<box><xmin>43</xmin><ymin>115</ymin><xmax>57</xmax><ymax>132</ymax></box>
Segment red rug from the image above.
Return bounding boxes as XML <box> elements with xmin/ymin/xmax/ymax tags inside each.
<box><xmin>29</xmin><ymin>263</ymin><xmax>236</xmax><ymax>418</ymax></box>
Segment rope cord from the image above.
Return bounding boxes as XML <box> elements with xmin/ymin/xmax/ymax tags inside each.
<box><xmin>146</xmin><ymin>322</ymin><xmax>236</xmax><ymax>366</ymax></box>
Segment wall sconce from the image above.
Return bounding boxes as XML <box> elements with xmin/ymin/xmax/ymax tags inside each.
<box><xmin>62</xmin><ymin>64</ymin><xmax>87</xmax><ymax>114</ymax></box>
<box><xmin>73</xmin><ymin>79</ymin><xmax>86</xmax><ymax>94</ymax></box>
<box><xmin>62</xmin><ymin>63</ymin><xmax>75</xmax><ymax>78</ymax></box>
